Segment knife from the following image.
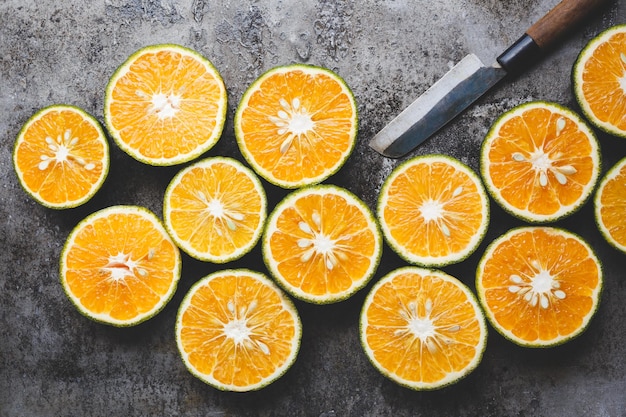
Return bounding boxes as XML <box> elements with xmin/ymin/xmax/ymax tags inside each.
<box><xmin>369</xmin><ymin>0</ymin><xmax>610</xmax><ymax>158</ymax></box>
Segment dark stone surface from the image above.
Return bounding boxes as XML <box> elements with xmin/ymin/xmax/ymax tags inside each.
<box><xmin>1</xmin><ymin>1</ymin><xmax>625</xmax><ymax>416</ymax></box>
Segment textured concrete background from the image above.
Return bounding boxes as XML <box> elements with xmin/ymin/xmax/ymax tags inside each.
<box><xmin>1</xmin><ymin>1</ymin><xmax>626</xmax><ymax>416</ymax></box>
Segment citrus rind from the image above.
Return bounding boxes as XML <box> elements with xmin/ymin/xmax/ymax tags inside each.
<box><xmin>104</xmin><ymin>44</ymin><xmax>228</xmax><ymax>166</ymax></box>
<box><xmin>377</xmin><ymin>154</ymin><xmax>490</xmax><ymax>267</ymax></box>
<box><xmin>60</xmin><ymin>205</ymin><xmax>182</xmax><ymax>327</ymax></box>
<box><xmin>263</xmin><ymin>184</ymin><xmax>382</xmax><ymax>304</ymax></box>
<box><xmin>572</xmin><ymin>24</ymin><xmax>626</xmax><ymax>138</ymax></box>
<box><xmin>163</xmin><ymin>156</ymin><xmax>267</xmax><ymax>263</ymax></box>
<box><xmin>234</xmin><ymin>64</ymin><xmax>358</xmax><ymax>189</ymax></box>
<box><xmin>480</xmin><ymin>101</ymin><xmax>601</xmax><ymax>223</ymax></box>
<box><xmin>476</xmin><ymin>226</ymin><xmax>603</xmax><ymax>348</ymax></box>
<box><xmin>13</xmin><ymin>104</ymin><xmax>110</xmax><ymax>209</ymax></box>
<box><xmin>175</xmin><ymin>269</ymin><xmax>302</xmax><ymax>392</ymax></box>
<box><xmin>359</xmin><ymin>266</ymin><xmax>488</xmax><ymax>391</ymax></box>
<box><xmin>594</xmin><ymin>157</ymin><xmax>626</xmax><ymax>253</ymax></box>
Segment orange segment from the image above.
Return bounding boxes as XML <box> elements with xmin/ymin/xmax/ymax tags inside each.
<box><xmin>476</xmin><ymin>227</ymin><xmax>602</xmax><ymax>347</ymax></box>
<box><xmin>60</xmin><ymin>205</ymin><xmax>181</xmax><ymax>326</ymax></box>
<box><xmin>360</xmin><ymin>267</ymin><xmax>487</xmax><ymax>390</ymax></box>
<box><xmin>263</xmin><ymin>185</ymin><xmax>382</xmax><ymax>303</ymax></box>
<box><xmin>573</xmin><ymin>24</ymin><xmax>626</xmax><ymax>137</ymax></box>
<box><xmin>235</xmin><ymin>64</ymin><xmax>357</xmax><ymax>188</ymax></box>
<box><xmin>481</xmin><ymin>101</ymin><xmax>601</xmax><ymax>222</ymax></box>
<box><xmin>104</xmin><ymin>44</ymin><xmax>227</xmax><ymax>165</ymax></box>
<box><xmin>13</xmin><ymin>105</ymin><xmax>109</xmax><ymax>209</ymax></box>
<box><xmin>163</xmin><ymin>157</ymin><xmax>267</xmax><ymax>263</ymax></box>
<box><xmin>595</xmin><ymin>157</ymin><xmax>626</xmax><ymax>252</ymax></box>
<box><xmin>176</xmin><ymin>269</ymin><xmax>301</xmax><ymax>391</ymax></box>
<box><xmin>378</xmin><ymin>154</ymin><xmax>489</xmax><ymax>267</ymax></box>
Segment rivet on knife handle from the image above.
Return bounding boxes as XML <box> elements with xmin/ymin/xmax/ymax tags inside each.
<box><xmin>369</xmin><ymin>0</ymin><xmax>611</xmax><ymax>158</ymax></box>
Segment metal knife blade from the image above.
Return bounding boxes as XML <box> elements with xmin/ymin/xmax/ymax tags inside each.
<box><xmin>369</xmin><ymin>0</ymin><xmax>609</xmax><ymax>158</ymax></box>
<box><xmin>369</xmin><ymin>55</ymin><xmax>506</xmax><ymax>158</ymax></box>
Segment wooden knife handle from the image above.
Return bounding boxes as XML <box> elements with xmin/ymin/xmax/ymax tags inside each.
<box><xmin>528</xmin><ymin>0</ymin><xmax>610</xmax><ymax>49</ymax></box>
<box><xmin>497</xmin><ymin>0</ymin><xmax>611</xmax><ymax>74</ymax></box>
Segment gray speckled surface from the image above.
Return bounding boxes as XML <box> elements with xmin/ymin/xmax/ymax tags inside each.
<box><xmin>1</xmin><ymin>1</ymin><xmax>625</xmax><ymax>416</ymax></box>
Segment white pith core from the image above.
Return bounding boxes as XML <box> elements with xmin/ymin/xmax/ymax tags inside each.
<box><xmin>510</xmin><ymin>117</ymin><xmax>577</xmax><ymax>187</ymax></box>
<box><xmin>38</xmin><ymin>129</ymin><xmax>96</xmax><ymax>171</ymax></box>
<box><xmin>419</xmin><ymin>192</ymin><xmax>458</xmax><ymax>238</ymax></box>
<box><xmin>223</xmin><ymin>319</ymin><xmax>251</xmax><ymax>344</ymax></box>
<box><xmin>395</xmin><ymin>299</ymin><xmax>461</xmax><ymax>354</ymax></box>
<box><xmin>507</xmin><ymin>260</ymin><xmax>567</xmax><ymax>309</ymax></box>
<box><xmin>420</xmin><ymin>200</ymin><xmax>444</xmax><ymax>222</ymax></box>
<box><xmin>223</xmin><ymin>299</ymin><xmax>270</xmax><ymax>355</ymax></box>
<box><xmin>296</xmin><ymin>210</ymin><xmax>343</xmax><ymax>270</ymax></box>
<box><xmin>196</xmin><ymin>191</ymin><xmax>245</xmax><ymax>237</ymax></box>
<box><xmin>269</xmin><ymin>97</ymin><xmax>315</xmax><ymax>154</ymax></box>
<box><xmin>150</xmin><ymin>92</ymin><xmax>182</xmax><ymax>119</ymax></box>
<box><xmin>100</xmin><ymin>251</ymin><xmax>151</xmax><ymax>281</ymax></box>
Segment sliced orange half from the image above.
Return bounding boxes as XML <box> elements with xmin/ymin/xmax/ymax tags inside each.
<box><xmin>573</xmin><ymin>24</ymin><xmax>626</xmax><ymax>138</ymax></box>
<box><xmin>163</xmin><ymin>157</ymin><xmax>267</xmax><ymax>263</ymax></box>
<box><xmin>263</xmin><ymin>185</ymin><xmax>382</xmax><ymax>303</ymax></box>
<box><xmin>481</xmin><ymin>101</ymin><xmax>601</xmax><ymax>222</ymax></box>
<box><xmin>13</xmin><ymin>104</ymin><xmax>109</xmax><ymax>209</ymax></box>
<box><xmin>176</xmin><ymin>269</ymin><xmax>302</xmax><ymax>392</ymax></box>
<box><xmin>476</xmin><ymin>227</ymin><xmax>603</xmax><ymax>347</ymax></box>
<box><xmin>104</xmin><ymin>44</ymin><xmax>227</xmax><ymax>165</ymax></box>
<box><xmin>594</xmin><ymin>157</ymin><xmax>626</xmax><ymax>253</ymax></box>
<box><xmin>378</xmin><ymin>154</ymin><xmax>489</xmax><ymax>267</ymax></box>
<box><xmin>360</xmin><ymin>266</ymin><xmax>487</xmax><ymax>390</ymax></box>
<box><xmin>60</xmin><ymin>205</ymin><xmax>181</xmax><ymax>326</ymax></box>
<box><xmin>234</xmin><ymin>64</ymin><xmax>358</xmax><ymax>188</ymax></box>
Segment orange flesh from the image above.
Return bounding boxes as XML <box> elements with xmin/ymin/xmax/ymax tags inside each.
<box><xmin>108</xmin><ymin>49</ymin><xmax>224</xmax><ymax>160</ymax></box>
<box><xmin>580</xmin><ymin>31</ymin><xmax>626</xmax><ymax>131</ymax></box>
<box><xmin>167</xmin><ymin>161</ymin><xmax>264</xmax><ymax>258</ymax></box>
<box><xmin>479</xmin><ymin>228</ymin><xmax>600</xmax><ymax>343</ymax></box>
<box><xmin>64</xmin><ymin>212</ymin><xmax>179</xmax><ymax>321</ymax></box>
<box><xmin>238</xmin><ymin>69</ymin><xmax>355</xmax><ymax>184</ymax></box>
<box><xmin>268</xmin><ymin>191</ymin><xmax>378</xmax><ymax>297</ymax></box>
<box><xmin>382</xmin><ymin>161</ymin><xmax>485</xmax><ymax>259</ymax></box>
<box><xmin>364</xmin><ymin>271</ymin><xmax>483</xmax><ymax>384</ymax></box>
<box><xmin>178</xmin><ymin>273</ymin><xmax>298</xmax><ymax>388</ymax></box>
<box><xmin>487</xmin><ymin>107</ymin><xmax>596</xmax><ymax>215</ymax></box>
<box><xmin>15</xmin><ymin>109</ymin><xmax>107</xmax><ymax>206</ymax></box>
